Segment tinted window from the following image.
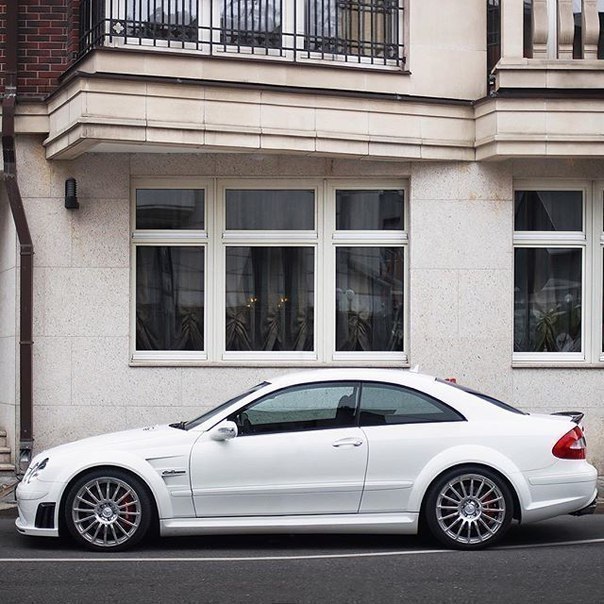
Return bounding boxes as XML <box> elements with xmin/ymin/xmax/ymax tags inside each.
<box><xmin>136</xmin><ymin>189</ymin><xmax>204</xmax><ymax>229</ymax></box>
<box><xmin>230</xmin><ymin>382</ymin><xmax>359</xmax><ymax>436</ymax></box>
<box><xmin>437</xmin><ymin>379</ymin><xmax>526</xmax><ymax>415</ymax></box>
<box><xmin>359</xmin><ymin>383</ymin><xmax>464</xmax><ymax>426</ymax></box>
<box><xmin>226</xmin><ymin>190</ymin><xmax>314</xmax><ymax>230</ymax></box>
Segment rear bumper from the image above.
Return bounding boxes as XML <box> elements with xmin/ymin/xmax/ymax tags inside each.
<box><xmin>569</xmin><ymin>492</ymin><xmax>598</xmax><ymax>516</ymax></box>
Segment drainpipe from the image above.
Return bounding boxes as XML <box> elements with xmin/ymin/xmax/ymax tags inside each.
<box><xmin>2</xmin><ymin>0</ymin><xmax>34</xmax><ymax>473</ymax></box>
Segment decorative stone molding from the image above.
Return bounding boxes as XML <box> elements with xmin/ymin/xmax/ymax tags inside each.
<box><xmin>582</xmin><ymin>0</ymin><xmax>600</xmax><ymax>59</ymax></box>
<box><xmin>532</xmin><ymin>0</ymin><xmax>549</xmax><ymax>58</ymax></box>
<box><xmin>557</xmin><ymin>0</ymin><xmax>575</xmax><ymax>59</ymax></box>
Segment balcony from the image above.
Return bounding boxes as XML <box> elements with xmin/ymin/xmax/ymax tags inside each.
<box><xmin>79</xmin><ymin>0</ymin><xmax>405</xmax><ymax>69</ymax></box>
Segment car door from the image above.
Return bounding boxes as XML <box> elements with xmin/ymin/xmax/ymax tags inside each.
<box><xmin>358</xmin><ymin>382</ymin><xmax>466</xmax><ymax>513</ymax></box>
<box><xmin>189</xmin><ymin>381</ymin><xmax>368</xmax><ymax>517</ymax></box>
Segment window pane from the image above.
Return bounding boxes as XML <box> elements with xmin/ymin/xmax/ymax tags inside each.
<box><xmin>514</xmin><ymin>248</ymin><xmax>582</xmax><ymax>352</ymax></box>
<box><xmin>306</xmin><ymin>1</ymin><xmax>398</xmax><ymax>59</ymax></box>
<box><xmin>514</xmin><ymin>191</ymin><xmax>582</xmax><ymax>231</ymax></box>
<box><xmin>221</xmin><ymin>0</ymin><xmax>282</xmax><ymax>49</ymax></box>
<box><xmin>126</xmin><ymin>1</ymin><xmax>199</xmax><ymax>42</ymax></box>
<box><xmin>136</xmin><ymin>246</ymin><xmax>204</xmax><ymax>350</ymax></box>
<box><xmin>229</xmin><ymin>382</ymin><xmax>358</xmax><ymax>435</ymax></box>
<box><xmin>336</xmin><ymin>247</ymin><xmax>404</xmax><ymax>352</ymax></box>
<box><xmin>226</xmin><ymin>190</ymin><xmax>314</xmax><ymax>230</ymax></box>
<box><xmin>226</xmin><ymin>247</ymin><xmax>315</xmax><ymax>351</ymax></box>
<box><xmin>136</xmin><ymin>189</ymin><xmax>204</xmax><ymax>229</ymax></box>
<box><xmin>336</xmin><ymin>190</ymin><xmax>404</xmax><ymax>230</ymax></box>
<box><xmin>360</xmin><ymin>383</ymin><xmax>463</xmax><ymax>426</ymax></box>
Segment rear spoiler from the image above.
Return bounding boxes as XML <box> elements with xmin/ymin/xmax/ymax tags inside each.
<box><xmin>550</xmin><ymin>411</ymin><xmax>584</xmax><ymax>424</ymax></box>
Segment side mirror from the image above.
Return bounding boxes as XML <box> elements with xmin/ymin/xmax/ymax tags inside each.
<box><xmin>209</xmin><ymin>420</ymin><xmax>238</xmax><ymax>442</ymax></box>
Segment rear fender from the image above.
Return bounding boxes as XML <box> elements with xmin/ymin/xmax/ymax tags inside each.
<box><xmin>407</xmin><ymin>445</ymin><xmax>531</xmax><ymax>514</ymax></box>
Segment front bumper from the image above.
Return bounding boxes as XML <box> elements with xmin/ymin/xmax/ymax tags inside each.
<box><xmin>15</xmin><ymin>480</ymin><xmax>60</xmax><ymax>538</ymax></box>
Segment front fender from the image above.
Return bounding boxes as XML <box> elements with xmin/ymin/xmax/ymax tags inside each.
<box><xmin>407</xmin><ymin>445</ymin><xmax>531</xmax><ymax>514</ymax></box>
<box><xmin>39</xmin><ymin>451</ymin><xmax>176</xmax><ymax>521</ymax></box>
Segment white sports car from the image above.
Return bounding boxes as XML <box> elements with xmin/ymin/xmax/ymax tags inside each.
<box><xmin>16</xmin><ymin>369</ymin><xmax>598</xmax><ymax>551</ymax></box>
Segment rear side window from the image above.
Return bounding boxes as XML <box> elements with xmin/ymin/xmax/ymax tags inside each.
<box><xmin>436</xmin><ymin>379</ymin><xmax>526</xmax><ymax>415</ymax></box>
<box><xmin>359</xmin><ymin>383</ymin><xmax>464</xmax><ymax>426</ymax></box>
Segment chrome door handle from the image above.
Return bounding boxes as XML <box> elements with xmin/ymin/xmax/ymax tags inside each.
<box><xmin>332</xmin><ymin>438</ymin><xmax>363</xmax><ymax>448</ymax></box>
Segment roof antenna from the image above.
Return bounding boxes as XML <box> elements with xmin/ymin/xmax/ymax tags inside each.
<box><xmin>409</xmin><ymin>365</ymin><xmax>420</xmax><ymax>373</ymax></box>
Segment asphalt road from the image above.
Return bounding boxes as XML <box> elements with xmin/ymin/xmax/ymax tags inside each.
<box><xmin>1</xmin><ymin>512</ymin><xmax>603</xmax><ymax>603</ymax></box>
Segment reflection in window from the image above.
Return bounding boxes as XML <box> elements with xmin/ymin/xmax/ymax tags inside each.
<box><xmin>226</xmin><ymin>247</ymin><xmax>315</xmax><ymax>351</ymax></box>
<box><xmin>306</xmin><ymin>0</ymin><xmax>399</xmax><ymax>59</ymax></box>
<box><xmin>221</xmin><ymin>0</ymin><xmax>282</xmax><ymax>48</ymax></box>
<box><xmin>360</xmin><ymin>383</ymin><xmax>463</xmax><ymax>425</ymax></box>
<box><xmin>232</xmin><ymin>382</ymin><xmax>358</xmax><ymax>434</ymax></box>
<box><xmin>336</xmin><ymin>247</ymin><xmax>403</xmax><ymax>351</ymax></box>
<box><xmin>336</xmin><ymin>190</ymin><xmax>403</xmax><ymax>230</ymax></box>
<box><xmin>136</xmin><ymin>189</ymin><xmax>204</xmax><ymax>229</ymax></box>
<box><xmin>514</xmin><ymin>190</ymin><xmax>583</xmax><ymax>231</ymax></box>
<box><xmin>136</xmin><ymin>246</ymin><xmax>204</xmax><ymax>350</ymax></box>
<box><xmin>126</xmin><ymin>0</ymin><xmax>199</xmax><ymax>41</ymax></box>
<box><xmin>226</xmin><ymin>189</ymin><xmax>314</xmax><ymax>230</ymax></box>
<box><xmin>514</xmin><ymin>248</ymin><xmax>582</xmax><ymax>352</ymax></box>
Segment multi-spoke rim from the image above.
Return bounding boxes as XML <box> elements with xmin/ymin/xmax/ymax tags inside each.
<box><xmin>435</xmin><ymin>473</ymin><xmax>506</xmax><ymax>545</ymax></box>
<box><xmin>71</xmin><ymin>476</ymin><xmax>142</xmax><ymax>548</ymax></box>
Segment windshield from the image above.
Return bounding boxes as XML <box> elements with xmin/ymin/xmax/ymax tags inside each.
<box><xmin>184</xmin><ymin>382</ymin><xmax>269</xmax><ymax>430</ymax></box>
<box><xmin>436</xmin><ymin>379</ymin><xmax>526</xmax><ymax>415</ymax></box>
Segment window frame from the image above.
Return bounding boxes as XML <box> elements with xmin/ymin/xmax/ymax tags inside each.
<box><xmin>227</xmin><ymin>380</ymin><xmax>361</xmax><ymax>436</ymax></box>
<box><xmin>130</xmin><ymin>177</ymin><xmax>213</xmax><ymax>364</ymax></box>
<box><xmin>130</xmin><ymin>177</ymin><xmax>409</xmax><ymax>366</ymax></box>
<box><xmin>358</xmin><ymin>381</ymin><xmax>466</xmax><ymax>426</ymax></box>
<box><xmin>101</xmin><ymin>0</ymin><xmax>406</xmax><ymax>70</ymax></box>
<box><xmin>512</xmin><ymin>179</ymin><xmax>603</xmax><ymax>366</ymax></box>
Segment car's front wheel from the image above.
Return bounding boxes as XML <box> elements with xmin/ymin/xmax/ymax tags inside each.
<box><xmin>424</xmin><ymin>466</ymin><xmax>514</xmax><ymax>550</ymax></box>
<box><xmin>64</xmin><ymin>469</ymin><xmax>152</xmax><ymax>551</ymax></box>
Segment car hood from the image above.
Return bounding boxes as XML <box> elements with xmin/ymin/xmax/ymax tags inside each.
<box><xmin>36</xmin><ymin>424</ymin><xmax>197</xmax><ymax>461</ymax></box>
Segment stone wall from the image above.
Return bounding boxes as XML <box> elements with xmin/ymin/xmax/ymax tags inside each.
<box><xmin>0</xmin><ymin>182</ymin><xmax>17</xmax><ymax>457</ymax></box>
<box><xmin>14</xmin><ymin>136</ymin><xmax>604</xmax><ymax>470</ymax></box>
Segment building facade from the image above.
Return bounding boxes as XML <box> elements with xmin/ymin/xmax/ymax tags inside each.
<box><xmin>1</xmin><ymin>0</ymin><xmax>603</xmax><ymax>473</ymax></box>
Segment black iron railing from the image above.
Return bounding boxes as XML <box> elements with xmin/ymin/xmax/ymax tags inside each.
<box><xmin>79</xmin><ymin>0</ymin><xmax>405</xmax><ymax>68</ymax></box>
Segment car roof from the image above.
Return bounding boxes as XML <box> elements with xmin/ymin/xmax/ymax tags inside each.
<box><xmin>265</xmin><ymin>368</ymin><xmax>438</xmax><ymax>389</ymax></box>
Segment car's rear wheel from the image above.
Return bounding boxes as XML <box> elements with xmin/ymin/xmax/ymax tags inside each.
<box><xmin>64</xmin><ymin>469</ymin><xmax>151</xmax><ymax>551</ymax></box>
<box><xmin>424</xmin><ymin>466</ymin><xmax>514</xmax><ymax>550</ymax></box>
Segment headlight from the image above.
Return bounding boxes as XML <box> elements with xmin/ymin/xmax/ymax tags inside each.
<box><xmin>22</xmin><ymin>457</ymin><xmax>49</xmax><ymax>484</ymax></box>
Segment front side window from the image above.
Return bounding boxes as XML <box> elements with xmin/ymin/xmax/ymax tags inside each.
<box><xmin>512</xmin><ymin>185</ymin><xmax>604</xmax><ymax>363</ymax></box>
<box><xmin>359</xmin><ymin>383</ymin><xmax>463</xmax><ymax>425</ymax></box>
<box><xmin>132</xmin><ymin>180</ymin><xmax>407</xmax><ymax>364</ymax></box>
<box><xmin>229</xmin><ymin>382</ymin><xmax>359</xmax><ymax>435</ymax></box>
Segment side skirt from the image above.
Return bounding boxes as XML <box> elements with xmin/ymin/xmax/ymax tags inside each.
<box><xmin>160</xmin><ymin>513</ymin><xmax>419</xmax><ymax>537</ymax></box>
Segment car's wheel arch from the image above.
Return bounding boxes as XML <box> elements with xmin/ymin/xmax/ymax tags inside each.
<box><xmin>418</xmin><ymin>462</ymin><xmax>523</xmax><ymax>526</ymax></box>
<box><xmin>57</xmin><ymin>464</ymin><xmax>160</xmax><ymax>539</ymax></box>
<box><xmin>407</xmin><ymin>445</ymin><xmax>530</xmax><ymax>522</ymax></box>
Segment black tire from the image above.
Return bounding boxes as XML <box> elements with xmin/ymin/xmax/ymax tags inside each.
<box><xmin>64</xmin><ymin>468</ymin><xmax>152</xmax><ymax>552</ymax></box>
<box><xmin>424</xmin><ymin>465</ymin><xmax>514</xmax><ymax>550</ymax></box>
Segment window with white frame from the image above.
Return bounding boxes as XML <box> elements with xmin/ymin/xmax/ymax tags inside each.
<box><xmin>131</xmin><ymin>180</ymin><xmax>407</xmax><ymax>364</ymax></box>
<box><xmin>86</xmin><ymin>1</ymin><xmax>404</xmax><ymax>67</ymax></box>
<box><xmin>513</xmin><ymin>183</ymin><xmax>604</xmax><ymax>363</ymax></box>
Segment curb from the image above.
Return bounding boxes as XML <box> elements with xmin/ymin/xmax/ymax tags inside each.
<box><xmin>0</xmin><ymin>503</ymin><xmax>17</xmax><ymax>518</ymax></box>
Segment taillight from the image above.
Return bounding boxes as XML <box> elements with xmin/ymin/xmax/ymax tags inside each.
<box><xmin>552</xmin><ymin>426</ymin><xmax>587</xmax><ymax>460</ymax></box>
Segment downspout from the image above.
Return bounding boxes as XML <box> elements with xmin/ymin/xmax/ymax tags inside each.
<box><xmin>2</xmin><ymin>0</ymin><xmax>34</xmax><ymax>473</ymax></box>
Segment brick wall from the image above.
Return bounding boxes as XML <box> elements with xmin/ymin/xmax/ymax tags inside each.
<box><xmin>1</xmin><ymin>0</ymin><xmax>79</xmax><ymax>100</ymax></box>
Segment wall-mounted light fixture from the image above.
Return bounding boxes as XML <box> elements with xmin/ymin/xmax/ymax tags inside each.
<box><xmin>64</xmin><ymin>177</ymin><xmax>79</xmax><ymax>209</ymax></box>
